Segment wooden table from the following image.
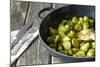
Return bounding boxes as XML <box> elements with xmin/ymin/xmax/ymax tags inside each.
<box><xmin>11</xmin><ymin>1</ymin><xmax>94</xmax><ymax>67</ymax></box>
<box><xmin>11</xmin><ymin>1</ymin><xmax>68</xmax><ymax>66</ymax></box>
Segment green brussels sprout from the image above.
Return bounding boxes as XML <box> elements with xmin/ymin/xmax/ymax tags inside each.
<box><xmin>87</xmin><ymin>49</ymin><xmax>95</xmax><ymax>57</ymax></box>
<box><xmin>57</xmin><ymin>46</ymin><xmax>63</xmax><ymax>51</ymax></box>
<box><xmin>76</xmin><ymin>50</ymin><xmax>85</xmax><ymax>57</ymax></box>
<box><xmin>83</xmin><ymin>22</ymin><xmax>89</xmax><ymax>29</ymax></box>
<box><xmin>55</xmin><ymin>35</ymin><xmax>60</xmax><ymax>44</ymax></box>
<box><xmin>80</xmin><ymin>42</ymin><xmax>90</xmax><ymax>52</ymax></box>
<box><xmin>59</xmin><ymin>51</ymin><xmax>66</xmax><ymax>55</ymax></box>
<box><xmin>49</xmin><ymin>27</ymin><xmax>57</xmax><ymax>35</ymax></box>
<box><xmin>75</xmin><ymin>24</ymin><xmax>83</xmax><ymax>31</ymax></box>
<box><xmin>63</xmin><ymin>41</ymin><xmax>71</xmax><ymax>50</ymax></box>
<box><xmin>72</xmin><ymin>38</ymin><xmax>80</xmax><ymax>48</ymax></box>
<box><xmin>68</xmin><ymin>48</ymin><xmax>73</xmax><ymax>55</ymax></box>
<box><xmin>47</xmin><ymin>36</ymin><xmax>55</xmax><ymax>44</ymax></box>
<box><xmin>67</xmin><ymin>30</ymin><xmax>75</xmax><ymax>38</ymax></box>
<box><xmin>83</xmin><ymin>16</ymin><xmax>89</xmax><ymax>21</ymax></box>
<box><xmin>72</xmin><ymin>48</ymin><xmax>79</xmax><ymax>53</ymax></box>
<box><xmin>79</xmin><ymin>17</ymin><xmax>83</xmax><ymax>21</ymax></box>
<box><xmin>67</xmin><ymin>20</ymin><xmax>74</xmax><ymax>29</ymax></box>
<box><xmin>61</xmin><ymin>20</ymin><xmax>68</xmax><ymax>25</ymax></box>
<box><xmin>72</xmin><ymin>16</ymin><xmax>78</xmax><ymax>23</ymax></box>
<box><xmin>89</xmin><ymin>19</ymin><xmax>94</xmax><ymax>24</ymax></box>
<box><xmin>63</xmin><ymin>36</ymin><xmax>71</xmax><ymax>42</ymax></box>
<box><xmin>80</xmin><ymin>42</ymin><xmax>86</xmax><ymax>47</ymax></box>
<box><xmin>65</xmin><ymin>25</ymin><xmax>70</xmax><ymax>32</ymax></box>
<box><xmin>73</xmin><ymin>54</ymin><xmax>77</xmax><ymax>57</ymax></box>
<box><xmin>58</xmin><ymin>31</ymin><xmax>66</xmax><ymax>38</ymax></box>
<box><xmin>91</xmin><ymin>42</ymin><xmax>96</xmax><ymax>49</ymax></box>
<box><xmin>58</xmin><ymin>24</ymin><xmax>67</xmax><ymax>33</ymax></box>
<box><xmin>77</xmin><ymin>17</ymin><xmax>83</xmax><ymax>25</ymax></box>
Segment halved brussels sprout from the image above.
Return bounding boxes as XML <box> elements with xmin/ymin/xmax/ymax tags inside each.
<box><xmin>87</xmin><ymin>49</ymin><xmax>95</xmax><ymax>57</ymax></box>
<box><xmin>75</xmin><ymin>24</ymin><xmax>83</xmax><ymax>31</ymax></box>
<box><xmin>68</xmin><ymin>48</ymin><xmax>73</xmax><ymax>56</ymax></box>
<box><xmin>63</xmin><ymin>36</ymin><xmax>71</xmax><ymax>42</ymax></box>
<box><xmin>72</xmin><ymin>48</ymin><xmax>79</xmax><ymax>53</ymax></box>
<box><xmin>75</xmin><ymin>50</ymin><xmax>85</xmax><ymax>57</ymax></box>
<box><xmin>72</xmin><ymin>38</ymin><xmax>80</xmax><ymax>48</ymax></box>
<box><xmin>91</xmin><ymin>42</ymin><xmax>96</xmax><ymax>49</ymax></box>
<box><xmin>80</xmin><ymin>42</ymin><xmax>90</xmax><ymax>52</ymax></box>
<box><xmin>63</xmin><ymin>41</ymin><xmax>71</xmax><ymax>50</ymax></box>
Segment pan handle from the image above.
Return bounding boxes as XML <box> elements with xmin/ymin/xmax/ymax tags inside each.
<box><xmin>38</xmin><ymin>3</ymin><xmax>55</xmax><ymax>19</ymax></box>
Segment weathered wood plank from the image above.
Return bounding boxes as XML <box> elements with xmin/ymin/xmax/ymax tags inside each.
<box><xmin>16</xmin><ymin>2</ymin><xmax>51</xmax><ymax>66</ymax></box>
<box><xmin>11</xmin><ymin>1</ymin><xmax>29</xmax><ymax>31</ymax></box>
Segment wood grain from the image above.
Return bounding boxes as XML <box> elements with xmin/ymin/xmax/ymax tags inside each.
<box><xmin>16</xmin><ymin>2</ymin><xmax>51</xmax><ymax>66</ymax></box>
<box><xmin>11</xmin><ymin>1</ymin><xmax>68</xmax><ymax>66</ymax></box>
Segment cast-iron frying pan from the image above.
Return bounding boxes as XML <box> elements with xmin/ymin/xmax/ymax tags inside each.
<box><xmin>39</xmin><ymin>5</ymin><xmax>95</xmax><ymax>62</ymax></box>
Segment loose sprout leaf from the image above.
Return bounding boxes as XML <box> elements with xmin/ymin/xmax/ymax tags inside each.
<box><xmin>49</xmin><ymin>27</ymin><xmax>57</xmax><ymax>35</ymax></box>
<box><xmin>55</xmin><ymin>35</ymin><xmax>60</xmax><ymax>44</ymax></box>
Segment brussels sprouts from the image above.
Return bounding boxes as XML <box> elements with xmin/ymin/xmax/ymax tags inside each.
<box><xmin>87</xmin><ymin>49</ymin><xmax>95</xmax><ymax>57</ymax></box>
<box><xmin>77</xmin><ymin>17</ymin><xmax>83</xmax><ymax>25</ymax></box>
<box><xmin>72</xmin><ymin>38</ymin><xmax>80</xmax><ymax>48</ymax></box>
<box><xmin>68</xmin><ymin>48</ymin><xmax>73</xmax><ymax>56</ymax></box>
<box><xmin>84</xmin><ymin>16</ymin><xmax>89</xmax><ymax>21</ymax></box>
<box><xmin>72</xmin><ymin>16</ymin><xmax>78</xmax><ymax>23</ymax></box>
<box><xmin>57</xmin><ymin>46</ymin><xmax>63</xmax><ymax>51</ymax></box>
<box><xmin>47</xmin><ymin>16</ymin><xmax>95</xmax><ymax>57</ymax></box>
<box><xmin>72</xmin><ymin>48</ymin><xmax>79</xmax><ymax>53</ymax></box>
<box><xmin>58</xmin><ymin>31</ymin><xmax>66</xmax><ymax>38</ymax></box>
<box><xmin>75</xmin><ymin>24</ymin><xmax>83</xmax><ymax>31</ymax></box>
<box><xmin>67</xmin><ymin>30</ymin><xmax>75</xmax><ymax>38</ymax></box>
<box><xmin>80</xmin><ymin>42</ymin><xmax>90</xmax><ymax>52</ymax></box>
<box><xmin>83</xmin><ymin>22</ymin><xmax>89</xmax><ymax>29</ymax></box>
<box><xmin>89</xmin><ymin>19</ymin><xmax>94</xmax><ymax>24</ymax></box>
<box><xmin>63</xmin><ymin>41</ymin><xmax>71</xmax><ymax>50</ymax></box>
<box><xmin>61</xmin><ymin>20</ymin><xmax>68</xmax><ymax>25</ymax></box>
<box><xmin>63</xmin><ymin>49</ymin><xmax>68</xmax><ymax>55</ymax></box>
<box><xmin>91</xmin><ymin>42</ymin><xmax>96</xmax><ymax>49</ymax></box>
<box><xmin>55</xmin><ymin>35</ymin><xmax>60</xmax><ymax>44</ymax></box>
<box><xmin>76</xmin><ymin>50</ymin><xmax>85</xmax><ymax>57</ymax></box>
<box><xmin>63</xmin><ymin>36</ymin><xmax>71</xmax><ymax>42</ymax></box>
<box><xmin>58</xmin><ymin>24</ymin><xmax>67</xmax><ymax>33</ymax></box>
<box><xmin>49</xmin><ymin>27</ymin><xmax>57</xmax><ymax>35</ymax></box>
